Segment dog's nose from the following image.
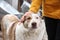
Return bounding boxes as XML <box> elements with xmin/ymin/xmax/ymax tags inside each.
<box><xmin>32</xmin><ymin>22</ymin><xmax>37</xmax><ymax>28</ymax></box>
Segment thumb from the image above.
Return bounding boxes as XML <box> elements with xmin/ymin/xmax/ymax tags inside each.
<box><xmin>20</xmin><ymin>16</ymin><xmax>26</xmax><ymax>23</ymax></box>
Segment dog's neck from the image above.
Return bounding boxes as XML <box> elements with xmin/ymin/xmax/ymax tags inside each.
<box><xmin>23</xmin><ymin>29</ymin><xmax>40</xmax><ymax>36</ymax></box>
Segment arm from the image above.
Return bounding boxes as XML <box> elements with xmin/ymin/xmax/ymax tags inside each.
<box><xmin>20</xmin><ymin>0</ymin><xmax>42</xmax><ymax>22</ymax></box>
<box><xmin>29</xmin><ymin>0</ymin><xmax>42</xmax><ymax>13</ymax></box>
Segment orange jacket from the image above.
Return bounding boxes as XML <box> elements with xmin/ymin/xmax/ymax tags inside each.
<box><xmin>29</xmin><ymin>0</ymin><xmax>60</xmax><ymax>19</ymax></box>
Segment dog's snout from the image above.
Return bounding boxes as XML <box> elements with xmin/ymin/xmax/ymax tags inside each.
<box><xmin>32</xmin><ymin>22</ymin><xmax>36</xmax><ymax>26</ymax></box>
<box><xmin>32</xmin><ymin>22</ymin><xmax>37</xmax><ymax>28</ymax></box>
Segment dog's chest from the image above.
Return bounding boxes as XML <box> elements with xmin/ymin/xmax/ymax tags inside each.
<box><xmin>16</xmin><ymin>29</ymin><xmax>40</xmax><ymax>40</ymax></box>
<box><xmin>22</xmin><ymin>32</ymin><xmax>39</xmax><ymax>40</ymax></box>
<box><xmin>16</xmin><ymin>23</ymin><xmax>43</xmax><ymax>40</ymax></box>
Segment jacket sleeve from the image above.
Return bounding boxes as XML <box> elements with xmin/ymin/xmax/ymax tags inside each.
<box><xmin>29</xmin><ymin>0</ymin><xmax>42</xmax><ymax>13</ymax></box>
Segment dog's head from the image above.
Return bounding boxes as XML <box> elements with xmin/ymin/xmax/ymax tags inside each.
<box><xmin>23</xmin><ymin>13</ymin><xmax>42</xmax><ymax>31</ymax></box>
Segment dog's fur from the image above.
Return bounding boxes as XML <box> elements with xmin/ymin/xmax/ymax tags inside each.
<box><xmin>1</xmin><ymin>14</ymin><xmax>48</xmax><ymax>40</ymax></box>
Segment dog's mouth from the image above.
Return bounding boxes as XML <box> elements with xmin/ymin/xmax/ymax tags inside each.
<box><xmin>32</xmin><ymin>25</ymin><xmax>37</xmax><ymax>29</ymax></box>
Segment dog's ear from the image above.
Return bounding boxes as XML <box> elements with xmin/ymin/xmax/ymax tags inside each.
<box><xmin>39</xmin><ymin>16</ymin><xmax>43</xmax><ymax>23</ymax></box>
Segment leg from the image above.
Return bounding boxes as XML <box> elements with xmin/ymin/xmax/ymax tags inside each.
<box><xmin>44</xmin><ymin>17</ymin><xmax>57</xmax><ymax>40</ymax></box>
<box><xmin>55</xmin><ymin>19</ymin><xmax>60</xmax><ymax>40</ymax></box>
<box><xmin>42</xmin><ymin>30</ymin><xmax>48</xmax><ymax>40</ymax></box>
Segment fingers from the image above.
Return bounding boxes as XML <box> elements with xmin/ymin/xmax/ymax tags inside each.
<box><xmin>20</xmin><ymin>16</ymin><xmax>26</xmax><ymax>23</ymax></box>
<box><xmin>20</xmin><ymin>11</ymin><xmax>32</xmax><ymax>23</ymax></box>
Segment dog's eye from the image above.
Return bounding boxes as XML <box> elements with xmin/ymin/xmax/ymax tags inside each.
<box><xmin>27</xmin><ymin>17</ymin><xmax>31</xmax><ymax>20</ymax></box>
<box><xmin>36</xmin><ymin>17</ymin><xmax>38</xmax><ymax>19</ymax></box>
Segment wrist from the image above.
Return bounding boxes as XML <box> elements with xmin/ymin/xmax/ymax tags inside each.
<box><xmin>28</xmin><ymin>10</ymin><xmax>35</xmax><ymax>14</ymax></box>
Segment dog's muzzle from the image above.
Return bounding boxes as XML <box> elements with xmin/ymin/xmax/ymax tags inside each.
<box><xmin>32</xmin><ymin>22</ymin><xmax>37</xmax><ymax>29</ymax></box>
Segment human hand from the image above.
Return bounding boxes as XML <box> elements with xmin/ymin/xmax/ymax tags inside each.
<box><xmin>20</xmin><ymin>11</ymin><xmax>32</xmax><ymax>23</ymax></box>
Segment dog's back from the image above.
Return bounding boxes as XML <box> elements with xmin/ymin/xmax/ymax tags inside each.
<box><xmin>1</xmin><ymin>14</ymin><xmax>19</xmax><ymax>40</ymax></box>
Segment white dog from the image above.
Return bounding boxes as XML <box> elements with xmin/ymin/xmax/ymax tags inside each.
<box><xmin>1</xmin><ymin>13</ymin><xmax>48</xmax><ymax>40</ymax></box>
